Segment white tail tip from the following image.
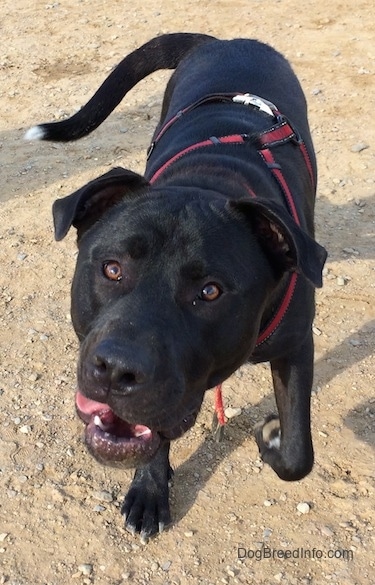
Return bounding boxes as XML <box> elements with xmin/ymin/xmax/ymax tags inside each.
<box><xmin>24</xmin><ymin>125</ymin><xmax>46</xmax><ymax>141</ymax></box>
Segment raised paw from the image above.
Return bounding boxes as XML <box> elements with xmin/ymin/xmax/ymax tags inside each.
<box><xmin>121</xmin><ymin>465</ymin><xmax>173</xmax><ymax>544</ymax></box>
<box><xmin>254</xmin><ymin>414</ymin><xmax>281</xmax><ymax>453</ymax></box>
<box><xmin>254</xmin><ymin>414</ymin><xmax>313</xmax><ymax>481</ymax></box>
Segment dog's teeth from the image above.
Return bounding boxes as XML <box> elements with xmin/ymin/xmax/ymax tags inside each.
<box><xmin>94</xmin><ymin>415</ymin><xmax>107</xmax><ymax>431</ymax></box>
<box><xmin>134</xmin><ymin>428</ymin><xmax>152</xmax><ymax>438</ymax></box>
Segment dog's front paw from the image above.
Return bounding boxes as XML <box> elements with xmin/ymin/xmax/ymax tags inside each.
<box><xmin>254</xmin><ymin>414</ymin><xmax>281</xmax><ymax>453</ymax></box>
<box><xmin>121</xmin><ymin>465</ymin><xmax>173</xmax><ymax>543</ymax></box>
<box><xmin>254</xmin><ymin>414</ymin><xmax>313</xmax><ymax>481</ymax></box>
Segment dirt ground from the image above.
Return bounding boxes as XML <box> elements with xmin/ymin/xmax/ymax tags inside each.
<box><xmin>0</xmin><ymin>0</ymin><xmax>374</xmax><ymax>583</ymax></box>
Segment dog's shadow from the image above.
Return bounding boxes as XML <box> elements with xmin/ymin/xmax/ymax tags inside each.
<box><xmin>170</xmin><ymin>318</ymin><xmax>375</xmax><ymax>524</ymax></box>
<box><xmin>344</xmin><ymin>399</ymin><xmax>375</xmax><ymax>449</ymax></box>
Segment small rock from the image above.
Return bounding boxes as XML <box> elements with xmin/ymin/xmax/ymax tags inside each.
<box><xmin>41</xmin><ymin>413</ymin><xmax>52</xmax><ymax>421</ymax></box>
<box><xmin>349</xmin><ymin>339</ymin><xmax>361</xmax><ymax>347</ymax></box>
<box><xmin>93</xmin><ymin>505</ymin><xmax>106</xmax><ymax>512</ymax></box>
<box><xmin>224</xmin><ymin>407</ymin><xmax>242</xmax><ymax>419</ymax></box>
<box><xmin>226</xmin><ymin>567</ymin><xmax>237</xmax><ymax>577</ymax></box>
<box><xmin>312</xmin><ymin>88</ymin><xmax>322</xmax><ymax>95</ymax></box>
<box><xmin>336</xmin><ymin>276</ymin><xmax>346</xmax><ymax>286</ymax></box>
<box><xmin>93</xmin><ymin>490</ymin><xmax>113</xmax><ymax>502</ymax></box>
<box><xmin>355</xmin><ymin>199</ymin><xmax>366</xmax><ymax>207</ymax></box>
<box><xmin>274</xmin><ymin>573</ymin><xmax>283</xmax><ymax>583</ymax></box>
<box><xmin>78</xmin><ymin>564</ymin><xmax>93</xmax><ymax>576</ymax></box>
<box><xmin>184</xmin><ymin>530</ymin><xmax>194</xmax><ymax>537</ymax></box>
<box><xmin>351</xmin><ymin>535</ymin><xmax>361</xmax><ymax>544</ymax></box>
<box><xmin>17</xmin><ymin>252</ymin><xmax>28</xmax><ymax>261</ymax></box>
<box><xmin>351</xmin><ymin>142</ymin><xmax>369</xmax><ymax>153</ymax></box>
<box><xmin>162</xmin><ymin>561</ymin><xmax>172</xmax><ymax>571</ymax></box>
<box><xmin>321</xmin><ymin>526</ymin><xmax>334</xmax><ymax>537</ymax></box>
<box><xmin>297</xmin><ymin>502</ymin><xmax>311</xmax><ymax>514</ymax></box>
<box><xmin>7</xmin><ymin>489</ymin><xmax>18</xmax><ymax>498</ymax></box>
<box><xmin>19</xmin><ymin>425</ymin><xmax>31</xmax><ymax>434</ymax></box>
<box><xmin>342</xmin><ymin>247</ymin><xmax>359</xmax><ymax>255</ymax></box>
<box><xmin>313</xmin><ymin>326</ymin><xmax>322</xmax><ymax>336</ymax></box>
<box><xmin>228</xmin><ymin>513</ymin><xmax>238</xmax><ymax>522</ymax></box>
<box><xmin>0</xmin><ymin>534</ymin><xmax>8</xmax><ymax>542</ymax></box>
<box><xmin>28</xmin><ymin>373</ymin><xmax>39</xmax><ymax>382</ymax></box>
<box><xmin>121</xmin><ymin>572</ymin><xmax>131</xmax><ymax>580</ymax></box>
<box><xmin>264</xmin><ymin>499</ymin><xmax>273</xmax><ymax>507</ymax></box>
<box><xmin>253</xmin><ymin>458</ymin><xmax>263</xmax><ymax>468</ymax></box>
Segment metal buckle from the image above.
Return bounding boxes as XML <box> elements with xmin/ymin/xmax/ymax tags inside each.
<box><xmin>232</xmin><ymin>93</ymin><xmax>277</xmax><ymax>118</ymax></box>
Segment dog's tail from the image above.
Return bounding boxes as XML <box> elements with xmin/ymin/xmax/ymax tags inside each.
<box><xmin>24</xmin><ymin>33</ymin><xmax>215</xmax><ymax>142</ymax></box>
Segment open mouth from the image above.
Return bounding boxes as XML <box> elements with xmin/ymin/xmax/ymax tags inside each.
<box><xmin>75</xmin><ymin>391</ymin><xmax>161</xmax><ymax>468</ymax></box>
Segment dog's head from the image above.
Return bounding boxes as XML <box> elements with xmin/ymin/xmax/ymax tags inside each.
<box><xmin>53</xmin><ymin>167</ymin><xmax>327</xmax><ymax>467</ymax></box>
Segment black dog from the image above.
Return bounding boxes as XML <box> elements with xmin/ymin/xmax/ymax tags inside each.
<box><xmin>26</xmin><ymin>33</ymin><xmax>327</xmax><ymax>541</ymax></box>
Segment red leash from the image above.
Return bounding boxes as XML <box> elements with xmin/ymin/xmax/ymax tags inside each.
<box><xmin>212</xmin><ymin>384</ymin><xmax>225</xmax><ymax>442</ymax></box>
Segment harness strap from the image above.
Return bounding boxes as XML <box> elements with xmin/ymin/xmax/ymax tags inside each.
<box><xmin>257</xmin><ymin>120</ymin><xmax>315</xmax><ymax>190</ymax></box>
<box><xmin>259</xmin><ymin>148</ymin><xmax>301</xmax><ymax>226</ymax></box>
<box><xmin>150</xmin><ymin>134</ymin><xmax>249</xmax><ymax>184</ymax></box>
<box><xmin>146</xmin><ymin>93</ymin><xmax>314</xmax><ymax>438</ymax></box>
<box><xmin>149</xmin><ymin>92</ymin><xmax>238</xmax><ymax>151</ymax></box>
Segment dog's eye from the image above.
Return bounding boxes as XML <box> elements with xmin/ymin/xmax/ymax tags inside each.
<box><xmin>200</xmin><ymin>283</ymin><xmax>222</xmax><ymax>302</ymax></box>
<box><xmin>103</xmin><ymin>261</ymin><xmax>122</xmax><ymax>282</ymax></box>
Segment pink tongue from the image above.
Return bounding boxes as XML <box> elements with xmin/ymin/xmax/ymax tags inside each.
<box><xmin>75</xmin><ymin>391</ymin><xmax>111</xmax><ymax>417</ymax></box>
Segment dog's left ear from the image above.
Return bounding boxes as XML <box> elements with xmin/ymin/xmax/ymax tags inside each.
<box><xmin>53</xmin><ymin>167</ymin><xmax>149</xmax><ymax>241</ymax></box>
<box><xmin>230</xmin><ymin>199</ymin><xmax>327</xmax><ymax>287</ymax></box>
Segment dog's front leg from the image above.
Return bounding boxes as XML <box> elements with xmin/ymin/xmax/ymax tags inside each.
<box><xmin>122</xmin><ymin>439</ymin><xmax>173</xmax><ymax>542</ymax></box>
<box><xmin>255</xmin><ymin>333</ymin><xmax>314</xmax><ymax>481</ymax></box>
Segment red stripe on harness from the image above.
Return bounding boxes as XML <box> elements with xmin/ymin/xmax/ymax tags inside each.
<box><xmin>255</xmin><ymin>272</ymin><xmax>298</xmax><ymax>346</ymax></box>
<box><xmin>259</xmin><ymin>148</ymin><xmax>301</xmax><ymax>226</ymax></box>
<box><xmin>258</xmin><ymin>120</ymin><xmax>295</xmax><ymax>147</ymax></box>
<box><xmin>150</xmin><ymin>134</ymin><xmax>247</xmax><ymax>184</ymax></box>
<box><xmin>299</xmin><ymin>142</ymin><xmax>315</xmax><ymax>189</ymax></box>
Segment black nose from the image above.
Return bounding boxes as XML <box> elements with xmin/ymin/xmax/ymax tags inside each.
<box><xmin>91</xmin><ymin>339</ymin><xmax>154</xmax><ymax>393</ymax></box>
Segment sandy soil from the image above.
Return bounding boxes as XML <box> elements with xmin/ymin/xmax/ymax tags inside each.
<box><xmin>1</xmin><ymin>0</ymin><xmax>374</xmax><ymax>584</ymax></box>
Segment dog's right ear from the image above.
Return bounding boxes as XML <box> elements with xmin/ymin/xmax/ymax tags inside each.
<box><xmin>52</xmin><ymin>167</ymin><xmax>149</xmax><ymax>241</ymax></box>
